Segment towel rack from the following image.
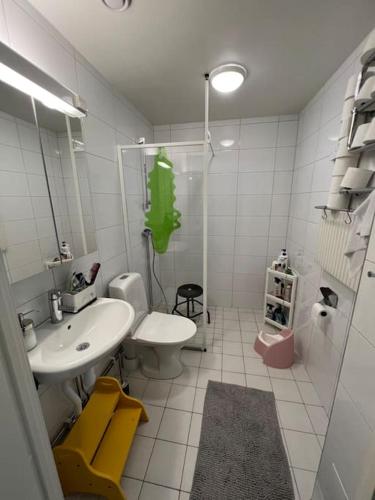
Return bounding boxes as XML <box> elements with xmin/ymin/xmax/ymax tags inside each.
<box><xmin>315</xmin><ymin>205</ymin><xmax>353</xmax><ymax>223</ymax></box>
<box><xmin>315</xmin><ymin>187</ymin><xmax>375</xmax><ymax>221</ymax></box>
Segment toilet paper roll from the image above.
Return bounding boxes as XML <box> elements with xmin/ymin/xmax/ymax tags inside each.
<box><xmin>363</xmin><ymin>117</ymin><xmax>375</xmax><ymax>144</ymax></box>
<box><xmin>354</xmin><ymin>76</ymin><xmax>375</xmax><ymax>108</ymax></box>
<box><xmin>311</xmin><ymin>303</ymin><xmax>330</xmax><ymax>331</ymax></box>
<box><xmin>341</xmin><ymin>167</ymin><xmax>373</xmax><ymax>189</ymax></box>
<box><xmin>341</xmin><ymin>98</ymin><xmax>354</xmax><ymax>121</ymax></box>
<box><xmin>338</xmin><ymin>115</ymin><xmax>352</xmax><ymax>140</ymax></box>
<box><xmin>333</xmin><ymin>156</ymin><xmax>359</xmax><ymax>175</ymax></box>
<box><xmin>334</xmin><ymin>137</ymin><xmax>361</xmax><ymax>160</ymax></box>
<box><xmin>361</xmin><ymin>28</ymin><xmax>375</xmax><ymax>65</ymax></box>
<box><xmin>329</xmin><ymin>175</ymin><xmax>344</xmax><ymax>194</ymax></box>
<box><xmin>326</xmin><ymin>193</ymin><xmax>349</xmax><ymax>210</ymax></box>
<box><xmin>344</xmin><ymin>74</ymin><xmax>357</xmax><ymax>101</ymax></box>
<box><xmin>351</xmin><ymin>123</ymin><xmax>370</xmax><ymax>149</ymax></box>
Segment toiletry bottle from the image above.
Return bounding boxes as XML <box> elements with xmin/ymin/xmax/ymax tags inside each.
<box><xmin>274</xmin><ymin>277</ymin><xmax>282</xmax><ymax>296</ymax></box>
<box><xmin>285</xmin><ymin>283</ymin><xmax>292</xmax><ymax>302</ymax></box>
<box><xmin>61</xmin><ymin>241</ymin><xmax>73</xmax><ymax>260</ymax></box>
<box><xmin>272</xmin><ymin>260</ymin><xmax>280</xmax><ymax>271</ymax></box>
<box><xmin>88</xmin><ymin>262</ymin><xmax>101</xmax><ymax>285</ymax></box>
<box><xmin>18</xmin><ymin>311</ymin><xmax>37</xmax><ymax>351</ymax></box>
<box><xmin>22</xmin><ymin>318</ymin><xmax>37</xmax><ymax>351</ymax></box>
<box><xmin>277</xmin><ymin>249</ymin><xmax>288</xmax><ymax>272</ymax></box>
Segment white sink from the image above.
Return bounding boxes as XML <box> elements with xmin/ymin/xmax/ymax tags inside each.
<box><xmin>28</xmin><ymin>298</ymin><xmax>134</xmax><ymax>385</ymax></box>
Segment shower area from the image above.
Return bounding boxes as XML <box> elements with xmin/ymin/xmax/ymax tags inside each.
<box><xmin>117</xmin><ymin>136</ymin><xmax>212</xmax><ymax>350</ymax></box>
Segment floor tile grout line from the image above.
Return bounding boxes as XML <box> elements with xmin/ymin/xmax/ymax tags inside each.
<box><xmin>140</xmin><ymin>383</ymin><xmax>172</xmax><ymax>486</ymax></box>
<box><xmin>137</xmin><ymin>478</ymin><xmax>186</xmax><ymax>495</ymax></box>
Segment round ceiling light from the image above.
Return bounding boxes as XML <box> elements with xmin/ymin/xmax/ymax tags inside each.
<box><xmin>210</xmin><ymin>63</ymin><xmax>248</xmax><ymax>93</ymax></box>
<box><xmin>102</xmin><ymin>0</ymin><xmax>132</xmax><ymax>11</ymax></box>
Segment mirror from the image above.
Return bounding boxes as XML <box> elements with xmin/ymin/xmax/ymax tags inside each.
<box><xmin>0</xmin><ymin>47</ymin><xmax>96</xmax><ymax>284</ymax></box>
<box><xmin>33</xmin><ymin>102</ymin><xmax>96</xmax><ymax>265</ymax></box>
<box><xmin>0</xmin><ymin>80</ymin><xmax>60</xmax><ymax>283</ymax></box>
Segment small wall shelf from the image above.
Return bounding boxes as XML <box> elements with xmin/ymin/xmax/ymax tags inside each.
<box><xmin>339</xmin><ymin>187</ymin><xmax>374</xmax><ymax>195</ymax></box>
<box><xmin>315</xmin><ymin>205</ymin><xmax>353</xmax><ymax>213</ymax></box>
<box><xmin>348</xmin><ymin>141</ymin><xmax>375</xmax><ymax>154</ymax></box>
<box><xmin>45</xmin><ymin>257</ymin><xmax>74</xmax><ymax>269</ymax></box>
<box><xmin>263</xmin><ymin>267</ymin><xmax>297</xmax><ymax>330</ymax></box>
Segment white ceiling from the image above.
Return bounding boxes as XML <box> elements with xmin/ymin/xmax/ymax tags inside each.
<box><xmin>29</xmin><ymin>0</ymin><xmax>375</xmax><ymax>125</ymax></box>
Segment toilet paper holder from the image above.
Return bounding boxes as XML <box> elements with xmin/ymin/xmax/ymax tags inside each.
<box><xmin>319</xmin><ymin>287</ymin><xmax>338</xmax><ymax>309</ymax></box>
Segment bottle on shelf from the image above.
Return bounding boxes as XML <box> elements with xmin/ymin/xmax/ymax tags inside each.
<box><xmin>60</xmin><ymin>241</ymin><xmax>73</xmax><ymax>260</ymax></box>
<box><xmin>272</xmin><ymin>248</ymin><xmax>288</xmax><ymax>273</ymax></box>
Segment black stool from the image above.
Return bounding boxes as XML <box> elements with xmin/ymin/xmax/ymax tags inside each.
<box><xmin>172</xmin><ymin>284</ymin><xmax>210</xmax><ymax>324</ymax></box>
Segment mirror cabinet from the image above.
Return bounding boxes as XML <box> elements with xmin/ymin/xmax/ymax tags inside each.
<box><xmin>0</xmin><ymin>45</ymin><xmax>96</xmax><ymax>283</ymax></box>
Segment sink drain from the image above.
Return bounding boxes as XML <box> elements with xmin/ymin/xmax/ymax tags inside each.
<box><xmin>76</xmin><ymin>342</ymin><xmax>90</xmax><ymax>351</ymax></box>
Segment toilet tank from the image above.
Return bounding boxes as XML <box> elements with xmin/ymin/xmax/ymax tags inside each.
<box><xmin>109</xmin><ymin>273</ymin><xmax>149</xmax><ymax>329</ymax></box>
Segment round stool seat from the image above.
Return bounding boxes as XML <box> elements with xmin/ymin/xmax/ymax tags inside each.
<box><xmin>177</xmin><ymin>284</ymin><xmax>203</xmax><ymax>299</ymax></box>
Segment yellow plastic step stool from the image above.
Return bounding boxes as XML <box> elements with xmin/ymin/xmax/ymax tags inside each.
<box><xmin>53</xmin><ymin>376</ymin><xmax>148</xmax><ymax>500</ymax></box>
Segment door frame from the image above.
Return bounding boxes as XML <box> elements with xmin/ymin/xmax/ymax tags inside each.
<box><xmin>0</xmin><ymin>256</ymin><xmax>64</xmax><ymax>499</ymax></box>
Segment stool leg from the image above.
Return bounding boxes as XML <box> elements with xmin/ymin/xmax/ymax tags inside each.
<box><xmin>172</xmin><ymin>293</ymin><xmax>179</xmax><ymax>315</ymax></box>
<box><xmin>207</xmin><ymin>309</ymin><xmax>211</xmax><ymax>324</ymax></box>
<box><xmin>192</xmin><ymin>299</ymin><xmax>195</xmax><ymax>313</ymax></box>
<box><xmin>187</xmin><ymin>297</ymin><xmax>190</xmax><ymax>318</ymax></box>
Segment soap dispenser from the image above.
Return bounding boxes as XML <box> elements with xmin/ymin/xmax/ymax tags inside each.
<box><xmin>18</xmin><ymin>311</ymin><xmax>37</xmax><ymax>352</ymax></box>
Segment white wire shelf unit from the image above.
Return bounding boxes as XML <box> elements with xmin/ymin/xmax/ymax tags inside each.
<box><xmin>263</xmin><ymin>267</ymin><xmax>298</xmax><ymax>330</ymax></box>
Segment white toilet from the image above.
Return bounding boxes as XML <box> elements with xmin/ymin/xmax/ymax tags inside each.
<box><xmin>109</xmin><ymin>273</ymin><xmax>197</xmax><ymax>379</ymax></box>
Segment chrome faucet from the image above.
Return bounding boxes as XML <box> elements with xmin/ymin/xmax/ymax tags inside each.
<box><xmin>48</xmin><ymin>289</ymin><xmax>63</xmax><ymax>323</ymax></box>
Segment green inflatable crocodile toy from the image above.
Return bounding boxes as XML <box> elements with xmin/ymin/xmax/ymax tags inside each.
<box><xmin>145</xmin><ymin>147</ymin><xmax>181</xmax><ymax>253</ymax></box>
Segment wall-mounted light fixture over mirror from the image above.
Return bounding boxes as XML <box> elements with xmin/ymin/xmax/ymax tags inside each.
<box><xmin>0</xmin><ymin>41</ymin><xmax>96</xmax><ymax>283</ymax></box>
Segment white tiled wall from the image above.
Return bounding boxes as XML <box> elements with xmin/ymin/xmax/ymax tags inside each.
<box><xmin>0</xmin><ymin>0</ymin><xmax>153</xmax><ymax>438</ymax></box>
<box><xmin>155</xmin><ymin>115</ymin><xmax>297</xmax><ymax>309</ymax></box>
<box><xmin>286</xmin><ymin>42</ymin><xmax>370</xmax><ymax>414</ymax></box>
<box><xmin>313</xmin><ymin>223</ymin><xmax>375</xmax><ymax>500</ymax></box>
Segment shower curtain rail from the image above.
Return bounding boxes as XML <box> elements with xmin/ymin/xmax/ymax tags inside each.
<box><xmin>117</xmin><ymin>139</ymin><xmax>215</xmax><ymax>156</ymax></box>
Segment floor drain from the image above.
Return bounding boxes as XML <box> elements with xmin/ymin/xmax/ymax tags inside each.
<box><xmin>76</xmin><ymin>342</ymin><xmax>90</xmax><ymax>351</ymax></box>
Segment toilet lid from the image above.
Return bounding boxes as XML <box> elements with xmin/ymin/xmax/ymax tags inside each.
<box><xmin>134</xmin><ymin>312</ymin><xmax>197</xmax><ymax>345</ymax></box>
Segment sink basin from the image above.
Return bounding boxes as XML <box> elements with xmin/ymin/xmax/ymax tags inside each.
<box><xmin>28</xmin><ymin>298</ymin><xmax>134</xmax><ymax>384</ymax></box>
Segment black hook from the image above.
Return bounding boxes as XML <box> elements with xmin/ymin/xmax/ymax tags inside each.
<box><xmin>344</xmin><ymin>210</ymin><xmax>352</xmax><ymax>224</ymax></box>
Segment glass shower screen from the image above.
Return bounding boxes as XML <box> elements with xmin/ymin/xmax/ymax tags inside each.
<box><xmin>119</xmin><ymin>142</ymin><xmax>209</xmax><ymax>350</ymax></box>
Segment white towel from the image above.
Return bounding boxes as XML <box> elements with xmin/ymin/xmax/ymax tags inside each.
<box><xmin>344</xmin><ymin>190</ymin><xmax>375</xmax><ymax>276</ymax></box>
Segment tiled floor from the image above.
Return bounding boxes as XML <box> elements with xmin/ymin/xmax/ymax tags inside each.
<box><xmin>67</xmin><ymin>307</ymin><xmax>327</xmax><ymax>500</ymax></box>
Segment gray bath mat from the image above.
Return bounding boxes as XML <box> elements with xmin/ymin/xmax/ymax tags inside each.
<box><xmin>190</xmin><ymin>381</ymin><xmax>294</xmax><ymax>500</ymax></box>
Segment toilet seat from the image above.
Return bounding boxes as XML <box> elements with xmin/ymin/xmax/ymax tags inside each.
<box><xmin>132</xmin><ymin>312</ymin><xmax>196</xmax><ymax>345</ymax></box>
